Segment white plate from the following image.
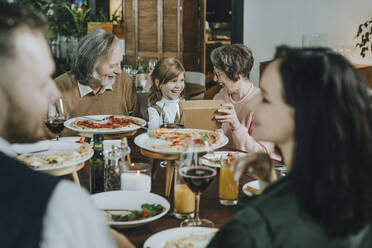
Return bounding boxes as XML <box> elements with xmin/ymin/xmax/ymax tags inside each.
<box><xmin>144</xmin><ymin>227</ymin><xmax>218</xmax><ymax>248</ymax></box>
<box><xmin>64</xmin><ymin>115</ymin><xmax>146</xmax><ymax>134</ymax></box>
<box><xmin>242</xmin><ymin>180</ymin><xmax>259</xmax><ymax>197</ymax></box>
<box><xmin>200</xmin><ymin>151</ymin><xmax>247</xmax><ymax>168</ymax></box>
<box><xmin>12</xmin><ymin>140</ymin><xmax>93</xmax><ymax>172</ymax></box>
<box><xmin>134</xmin><ymin>129</ymin><xmax>228</xmax><ymax>154</ymax></box>
<box><xmin>91</xmin><ymin>191</ymin><xmax>170</xmax><ymax>228</ymax></box>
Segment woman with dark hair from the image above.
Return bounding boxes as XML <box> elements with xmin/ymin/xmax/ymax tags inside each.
<box><xmin>207</xmin><ymin>46</ymin><xmax>372</xmax><ymax>247</ymax></box>
<box><xmin>211</xmin><ymin>44</ymin><xmax>280</xmax><ymax>161</ymax></box>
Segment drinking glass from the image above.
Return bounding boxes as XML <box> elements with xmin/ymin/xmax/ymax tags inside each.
<box><xmin>174</xmin><ymin>161</ymin><xmax>195</xmax><ymax>219</ymax></box>
<box><xmin>148</xmin><ymin>59</ymin><xmax>158</xmax><ymax>72</ymax></box>
<box><xmin>123</xmin><ymin>65</ymin><xmax>132</xmax><ymax>75</ymax></box>
<box><xmin>45</xmin><ymin>98</ymin><xmax>68</xmax><ymax>140</ymax></box>
<box><xmin>179</xmin><ymin>161</ymin><xmax>216</xmax><ymax>227</ymax></box>
<box><xmin>219</xmin><ymin>161</ymin><xmax>239</xmax><ymax>205</ymax></box>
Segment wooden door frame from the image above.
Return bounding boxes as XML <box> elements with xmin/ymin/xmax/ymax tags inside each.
<box><xmin>178</xmin><ymin>0</ymin><xmax>182</xmax><ymax>61</ymax></box>
<box><xmin>200</xmin><ymin>0</ymin><xmax>206</xmax><ymax>73</ymax></box>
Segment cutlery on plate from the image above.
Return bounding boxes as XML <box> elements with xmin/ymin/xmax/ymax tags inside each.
<box><xmin>202</xmin><ymin>156</ymin><xmax>222</xmax><ymax>166</ymax></box>
<box><xmin>16</xmin><ymin>149</ymin><xmax>49</xmax><ymax>156</ymax></box>
<box><xmin>103</xmin><ymin>209</ymin><xmax>134</xmax><ymax>212</ymax></box>
<box><xmin>80</xmin><ymin>115</ymin><xmax>113</xmax><ymax>123</ymax></box>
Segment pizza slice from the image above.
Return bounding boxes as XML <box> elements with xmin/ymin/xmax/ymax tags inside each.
<box><xmin>151</xmin><ymin>128</ymin><xmax>223</xmax><ymax>151</ymax></box>
<box><xmin>16</xmin><ymin>143</ymin><xmax>91</xmax><ymax>169</ymax></box>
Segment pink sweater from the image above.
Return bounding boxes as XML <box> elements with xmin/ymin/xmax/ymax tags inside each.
<box><xmin>214</xmin><ymin>87</ymin><xmax>281</xmax><ymax>161</ymax></box>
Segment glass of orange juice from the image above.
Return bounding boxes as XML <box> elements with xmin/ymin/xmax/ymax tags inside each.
<box><xmin>219</xmin><ymin>162</ymin><xmax>239</xmax><ymax>205</ymax></box>
<box><xmin>174</xmin><ymin>163</ymin><xmax>195</xmax><ymax>219</ymax></box>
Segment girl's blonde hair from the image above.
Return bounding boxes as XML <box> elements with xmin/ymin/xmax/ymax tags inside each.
<box><xmin>148</xmin><ymin>57</ymin><xmax>185</xmax><ymax>106</ymax></box>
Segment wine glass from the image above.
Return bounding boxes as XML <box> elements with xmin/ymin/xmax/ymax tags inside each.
<box><xmin>44</xmin><ymin>98</ymin><xmax>68</xmax><ymax>140</ymax></box>
<box><xmin>179</xmin><ymin>158</ymin><xmax>217</xmax><ymax>227</ymax></box>
<box><xmin>148</xmin><ymin>59</ymin><xmax>158</xmax><ymax>72</ymax></box>
<box><xmin>123</xmin><ymin>65</ymin><xmax>132</xmax><ymax>75</ymax></box>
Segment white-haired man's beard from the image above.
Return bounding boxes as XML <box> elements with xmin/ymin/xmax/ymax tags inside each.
<box><xmin>92</xmin><ymin>70</ymin><xmax>116</xmax><ymax>88</ymax></box>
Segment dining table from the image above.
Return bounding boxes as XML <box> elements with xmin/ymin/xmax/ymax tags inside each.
<box><xmin>115</xmin><ymin>162</ymin><xmax>256</xmax><ymax>247</ymax></box>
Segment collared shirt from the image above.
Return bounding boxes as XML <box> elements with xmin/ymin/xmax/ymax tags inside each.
<box><xmin>77</xmin><ymin>82</ymin><xmax>113</xmax><ymax>98</ymax></box>
<box><xmin>0</xmin><ymin>137</ymin><xmax>116</xmax><ymax>248</ymax></box>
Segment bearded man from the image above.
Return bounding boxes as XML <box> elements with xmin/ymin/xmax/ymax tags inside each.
<box><xmin>54</xmin><ymin>29</ymin><xmax>139</xmax><ymax>119</ymax></box>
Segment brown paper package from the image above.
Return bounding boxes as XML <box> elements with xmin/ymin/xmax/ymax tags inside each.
<box><xmin>179</xmin><ymin>100</ymin><xmax>224</xmax><ymax>130</ymax></box>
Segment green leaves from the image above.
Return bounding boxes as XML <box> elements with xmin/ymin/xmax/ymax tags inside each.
<box><xmin>141</xmin><ymin>203</ymin><xmax>165</xmax><ymax>216</ymax></box>
<box><xmin>356</xmin><ymin>19</ymin><xmax>372</xmax><ymax>58</ymax></box>
<box><xmin>64</xmin><ymin>4</ymin><xmax>90</xmax><ymax>40</ymax></box>
<box><xmin>110</xmin><ymin>203</ymin><xmax>165</xmax><ymax>221</ymax></box>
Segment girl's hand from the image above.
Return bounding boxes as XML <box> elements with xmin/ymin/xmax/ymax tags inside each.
<box><xmin>215</xmin><ymin>103</ymin><xmax>240</xmax><ymax>131</ymax></box>
<box><xmin>231</xmin><ymin>153</ymin><xmax>277</xmax><ymax>183</ymax></box>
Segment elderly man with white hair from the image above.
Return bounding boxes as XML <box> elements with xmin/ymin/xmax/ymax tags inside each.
<box><xmin>54</xmin><ymin>29</ymin><xmax>140</xmax><ymax>121</ymax></box>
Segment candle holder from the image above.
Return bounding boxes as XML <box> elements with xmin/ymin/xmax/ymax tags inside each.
<box><xmin>121</xmin><ymin>163</ymin><xmax>152</xmax><ymax>192</ymax></box>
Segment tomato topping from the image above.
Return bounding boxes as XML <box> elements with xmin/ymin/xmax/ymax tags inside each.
<box><xmin>141</xmin><ymin>209</ymin><xmax>150</xmax><ymax>218</ymax></box>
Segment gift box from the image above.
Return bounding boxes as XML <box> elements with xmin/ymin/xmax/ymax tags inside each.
<box><xmin>179</xmin><ymin>100</ymin><xmax>224</xmax><ymax>130</ymax></box>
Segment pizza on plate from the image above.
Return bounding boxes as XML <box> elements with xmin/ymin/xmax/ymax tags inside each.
<box><xmin>163</xmin><ymin>229</ymin><xmax>218</xmax><ymax>248</ymax></box>
<box><xmin>16</xmin><ymin>143</ymin><xmax>90</xmax><ymax>169</ymax></box>
<box><xmin>151</xmin><ymin>128</ymin><xmax>224</xmax><ymax>151</ymax></box>
<box><xmin>72</xmin><ymin>115</ymin><xmax>142</xmax><ymax>131</ymax></box>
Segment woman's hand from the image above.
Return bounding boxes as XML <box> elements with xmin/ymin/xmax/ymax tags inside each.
<box><xmin>231</xmin><ymin>153</ymin><xmax>277</xmax><ymax>183</ymax></box>
<box><xmin>215</xmin><ymin>103</ymin><xmax>240</xmax><ymax>131</ymax></box>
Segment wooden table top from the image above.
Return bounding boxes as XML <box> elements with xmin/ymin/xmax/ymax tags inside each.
<box><xmin>115</xmin><ymin>164</ymin><xmax>255</xmax><ymax>247</ymax></box>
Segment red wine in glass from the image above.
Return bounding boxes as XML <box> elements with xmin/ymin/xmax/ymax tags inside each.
<box><xmin>179</xmin><ymin>165</ymin><xmax>216</xmax><ymax>227</ymax></box>
<box><xmin>180</xmin><ymin>166</ymin><xmax>216</xmax><ymax>194</ymax></box>
<box><xmin>45</xmin><ymin>98</ymin><xmax>68</xmax><ymax>140</ymax></box>
<box><xmin>45</xmin><ymin>118</ymin><xmax>66</xmax><ymax>134</ymax></box>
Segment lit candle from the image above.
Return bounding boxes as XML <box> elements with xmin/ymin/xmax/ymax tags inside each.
<box><xmin>121</xmin><ymin>171</ymin><xmax>151</xmax><ymax>192</ymax></box>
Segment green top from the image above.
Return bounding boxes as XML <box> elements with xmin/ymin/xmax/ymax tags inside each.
<box><xmin>208</xmin><ymin>176</ymin><xmax>372</xmax><ymax>248</ymax></box>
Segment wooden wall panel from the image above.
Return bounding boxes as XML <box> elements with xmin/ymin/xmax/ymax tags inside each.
<box><xmin>163</xmin><ymin>0</ymin><xmax>178</xmax><ymax>54</ymax></box>
<box><xmin>138</xmin><ymin>0</ymin><xmax>158</xmax><ymax>52</ymax></box>
<box><xmin>124</xmin><ymin>0</ymin><xmax>205</xmax><ymax>69</ymax></box>
<box><xmin>182</xmin><ymin>0</ymin><xmax>204</xmax><ymax>72</ymax></box>
<box><xmin>124</xmin><ymin>0</ymin><xmax>135</xmax><ymax>64</ymax></box>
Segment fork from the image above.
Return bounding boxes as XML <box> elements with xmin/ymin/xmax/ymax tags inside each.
<box><xmin>80</xmin><ymin>115</ymin><xmax>113</xmax><ymax>123</ymax></box>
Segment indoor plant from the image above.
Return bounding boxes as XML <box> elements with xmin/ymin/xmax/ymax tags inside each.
<box><xmin>87</xmin><ymin>6</ymin><xmax>124</xmax><ymax>38</ymax></box>
<box><xmin>356</xmin><ymin>19</ymin><xmax>372</xmax><ymax>57</ymax></box>
<box><xmin>135</xmin><ymin>57</ymin><xmax>149</xmax><ymax>90</ymax></box>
